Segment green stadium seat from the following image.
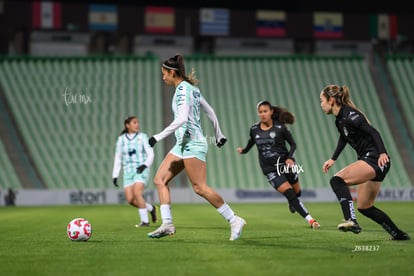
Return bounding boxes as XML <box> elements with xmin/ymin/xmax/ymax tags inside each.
<box><xmin>0</xmin><ymin>55</ymin><xmax>411</xmax><ymax>190</ymax></box>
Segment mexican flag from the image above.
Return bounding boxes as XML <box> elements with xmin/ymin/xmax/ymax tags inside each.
<box><xmin>370</xmin><ymin>14</ymin><xmax>397</xmax><ymax>40</ymax></box>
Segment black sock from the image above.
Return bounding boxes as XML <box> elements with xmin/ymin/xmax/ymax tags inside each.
<box><xmin>330</xmin><ymin>176</ymin><xmax>357</xmax><ymax>222</ymax></box>
<box><xmin>358</xmin><ymin>206</ymin><xmax>403</xmax><ymax>237</ymax></box>
<box><xmin>283</xmin><ymin>188</ymin><xmax>308</xmax><ymax>218</ymax></box>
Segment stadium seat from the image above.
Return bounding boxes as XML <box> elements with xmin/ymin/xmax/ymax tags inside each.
<box><xmin>0</xmin><ymin>55</ymin><xmax>411</xmax><ymax>190</ymax></box>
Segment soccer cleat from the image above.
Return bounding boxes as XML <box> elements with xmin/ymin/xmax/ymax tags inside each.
<box><xmin>288</xmin><ymin>204</ymin><xmax>296</xmax><ymax>214</ymax></box>
<box><xmin>229</xmin><ymin>216</ymin><xmax>246</xmax><ymax>241</ymax></box>
<box><xmin>147</xmin><ymin>223</ymin><xmax>176</xmax><ymax>239</ymax></box>
<box><xmin>309</xmin><ymin>219</ymin><xmax>320</xmax><ymax>229</ymax></box>
<box><xmin>337</xmin><ymin>219</ymin><xmax>362</xmax><ymax>234</ymax></box>
<box><xmin>150</xmin><ymin>205</ymin><xmax>157</xmax><ymax>223</ymax></box>
<box><xmin>135</xmin><ymin>222</ymin><xmax>150</xmax><ymax>227</ymax></box>
<box><xmin>391</xmin><ymin>231</ymin><xmax>411</xmax><ymax>241</ymax></box>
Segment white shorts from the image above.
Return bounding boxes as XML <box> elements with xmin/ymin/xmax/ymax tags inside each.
<box><xmin>169</xmin><ymin>140</ymin><xmax>208</xmax><ymax>162</ymax></box>
<box><xmin>123</xmin><ymin>169</ymin><xmax>150</xmax><ymax>187</ymax></box>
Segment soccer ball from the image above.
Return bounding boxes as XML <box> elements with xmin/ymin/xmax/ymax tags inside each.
<box><xmin>67</xmin><ymin>218</ymin><xmax>92</xmax><ymax>241</ymax></box>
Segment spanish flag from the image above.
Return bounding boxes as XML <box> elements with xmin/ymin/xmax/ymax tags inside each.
<box><xmin>145</xmin><ymin>6</ymin><xmax>175</xmax><ymax>34</ymax></box>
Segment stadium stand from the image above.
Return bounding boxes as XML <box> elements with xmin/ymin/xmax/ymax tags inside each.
<box><xmin>386</xmin><ymin>55</ymin><xmax>414</xmax><ymax>139</ymax></box>
<box><xmin>0</xmin><ymin>56</ymin><xmax>164</xmax><ymax>189</ymax></box>
<box><xmin>0</xmin><ymin>55</ymin><xmax>412</xmax><ymax>190</ymax></box>
<box><xmin>188</xmin><ymin>55</ymin><xmax>412</xmax><ymax>189</ymax></box>
<box><xmin>0</xmin><ymin>140</ymin><xmax>21</xmax><ymax>190</ymax></box>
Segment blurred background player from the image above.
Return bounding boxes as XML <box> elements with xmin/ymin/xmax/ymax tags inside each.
<box><xmin>237</xmin><ymin>100</ymin><xmax>320</xmax><ymax>229</ymax></box>
<box><xmin>320</xmin><ymin>84</ymin><xmax>410</xmax><ymax>240</ymax></box>
<box><xmin>147</xmin><ymin>54</ymin><xmax>246</xmax><ymax>241</ymax></box>
<box><xmin>112</xmin><ymin>116</ymin><xmax>157</xmax><ymax>227</ymax></box>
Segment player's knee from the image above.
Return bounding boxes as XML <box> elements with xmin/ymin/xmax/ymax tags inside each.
<box><xmin>125</xmin><ymin>196</ymin><xmax>135</xmax><ymax>205</ymax></box>
<box><xmin>153</xmin><ymin>176</ymin><xmax>166</xmax><ymax>187</ymax></box>
<box><xmin>330</xmin><ymin>176</ymin><xmax>346</xmax><ymax>191</ymax></box>
<box><xmin>296</xmin><ymin>190</ymin><xmax>301</xmax><ymax>197</ymax></box>
<box><xmin>192</xmin><ymin>183</ymin><xmax>207</xmax><ymax>196</ymax></box>
<box><xmin>283</xmin><ymin>188</ymin><xmax>297</xmax><ymax>202</ymax></box>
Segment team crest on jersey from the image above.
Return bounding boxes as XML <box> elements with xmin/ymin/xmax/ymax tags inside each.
<box><xmin>343</xmin><ymin>126</ymin><xmax>349</xmax><ymax>136</ymax></box>
<box><xmin>269</xmin><ymin>131</ymin><xmax>276</xmax><ymax>138</ymax></box>
<box><xmin>192</xmin><ymin>91</ymin><xmax>200</xmax><ymax>98</ymax></box>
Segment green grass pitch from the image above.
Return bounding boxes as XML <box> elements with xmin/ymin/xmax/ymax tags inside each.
<box><xmin>1</xmin><ymin>202</ymin><xmax>413</xmax><ymax>275</ymax></box>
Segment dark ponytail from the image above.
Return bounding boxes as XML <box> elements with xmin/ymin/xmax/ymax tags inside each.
<box><xmin>272</xmin><ymin>106</ymin><xmax>295</xmax><ymax>124</ymax></box>
<box><xmin>162</xmin><ymin>54</ymin><xmax>199</xmax><ymax>85</ymax></box>
<box><xmin>120</xmin><ymin>116</ymin><xmax>136</xmax><ymax>135</ymax></box>
<box><xmin>257</xmin><ymin>100</ymin><xmax>295</xmax><ymax>125</ymax></box>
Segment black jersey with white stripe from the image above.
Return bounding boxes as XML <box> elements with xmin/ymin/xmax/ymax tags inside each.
<box><xmin>241</xmin><ymin>120</ymin><xmax>296</xmax><ymax>174</ymax></box>
<box><xmin>331</xmin><ymin>105</ymin><xmax>387</xmax><ymax>160</ymax></box>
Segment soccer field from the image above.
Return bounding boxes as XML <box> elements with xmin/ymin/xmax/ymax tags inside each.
<box><xmin>1</xmin><ymin>202</ymin><xmax>413</xmax><ymax>276</ymax></box>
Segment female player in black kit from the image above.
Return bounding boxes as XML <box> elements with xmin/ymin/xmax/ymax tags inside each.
<box><xmin>320</xmin><ymin>84</ymin><xmax>410</xmax><ymax>240</ymax></box>
<box><xmin>237</xmin><ymin>100</ymin><xmax>320</xmax><ymax>229</ymax></box>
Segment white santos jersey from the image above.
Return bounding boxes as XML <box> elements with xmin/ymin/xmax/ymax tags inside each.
<box><xmin>112</xmin><ymin>132</ymin><xmax>154</xmax><ymax>178</ymax></box>
<box><xmin>172</xmin><ymin>81</ymin><xmax>205</xmax><ymax>144</ymax></box>
<box><xmin>153</xmin><ymin>80</ymin><xmax>226</xmax><ymax>145</ymax></box>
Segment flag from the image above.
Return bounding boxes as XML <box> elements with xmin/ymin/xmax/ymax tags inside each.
<box><xmin>32</xmin><ymin>1</ymin><xmax>62</xmax><ymax>29</ymax></box>
<box><xmin>200</xmin><ymin>8</ymin><xmax>229</xmax><ymax>36</ymax></box>
<box><xmin>256</xmin><ymin>10</ymin><xmax>286</xmax><ymax>37</ymax></box>
<box><xmin>313</xmin><ymin>12</ymin><xmax>343</xmax><ymax>39</ymax></box>
<box><xmin>89</xmin><ymin>4</ymin><xmax>117</xmax><ymax>31</ymax></box>
<box><xmin>370</xmin><ymin>14</ymin><xmax>397</xmax><ymax>40</ymax></box>
<box><xmin>145</xmin><ymin>6</ymin><xmax>175</xmax><ymax>33</ymax></box>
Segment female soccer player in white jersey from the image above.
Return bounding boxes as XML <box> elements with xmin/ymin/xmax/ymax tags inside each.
<box><xmin>112</xmin><ymin>116</ymin><xmax>157</xmax><ymax>227</ymax></box>
<box><xmin>147</xmin><ymin>54</ymin><xmax>246</xmax><ymax>241</ymax></box>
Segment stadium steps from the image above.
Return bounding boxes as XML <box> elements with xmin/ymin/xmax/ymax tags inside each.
<box><xmin>386</xmin><ymin>56</ymin><xmax>414</xmax><ymax>139</ymax></box>
<box><xmin>0</xmin><ymin>55</ymin><xmax>412</xmax><ymax>190</ymax></box>
<box><xmin>0</xmin><ymin>140</ymin><xmax>21</xmax><ymax>190</ymax></box>
<box><xmin>187</xmin><ymin>55</ymin><xmax>412</xmax><ymax>189</ymax></box>
<box><xmin>368</xmin><ymin>54</ymin><xmax>414</xmax><ymax>182</ymax></box>
<box><xmin>0</xmin><ymin>81</ymin><xmax>44</xmax><ymax>189</ymax></box>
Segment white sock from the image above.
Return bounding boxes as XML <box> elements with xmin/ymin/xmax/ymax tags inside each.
<box><xmin>146</xmin><ymin>203</ymin><xmax>154</xmax><ymax>212</ymax></box>
<box><xmin>305</xmin><ymin>214</ymin><xmax>313</xmax><ymax>222</ymax></box>
<box><xmin>160</xmin><ymin>204</ymin><xmax>173</xmax><ymax>224</ymax></box>
<box><xmin>139</xmin><ymin>208</ymin><xmax>149</xmax><ymax>223</ymax></box>
<box><xmin>217</xmin><ymin>203</ymin><xmax>236</xmax><ymax>223</ymax></box>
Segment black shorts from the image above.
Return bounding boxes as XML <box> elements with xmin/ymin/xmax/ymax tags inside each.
<box><xmin>359</xmin><ymin>155</ymin><xmax>391</xmax><ymax>182</ymax></box>
<box><xmin>265</xmin><ymin>169</ymin><xmax>298</xmax><ymax>190</ymax></box>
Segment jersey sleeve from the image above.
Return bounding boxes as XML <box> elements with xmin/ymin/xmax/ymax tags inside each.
<box><xmin>331</xmin><ymin>135</ymin><xmax>347</xmax><ymax>160</ymax></box>
<box><xmin>241</xmin><ymin>127</ymin><xmax>256</xmax><ymax>154</ymax></box>
<box><xmin>112</xmin><ymin>137</ymin><xmax>122</xmax><ymax>178</ymax></box>
<box><xmin>353</xmin><ymin>115</ymin><xmax>387</xmax><ymax>154</ymax></box>
<box><xmin>282</xmin><ymin>126</ymin><xmax>296</xmax><ymax>159</ymax></box>
<box><xmin>153</xmin><ymin>87</ymin><xmax>189</xmax><ymax>142</ymax></box>
<box><xmin>200</xmin><ymin>96</ymin><xmax>226</xmax><ymax>141</ymax></box>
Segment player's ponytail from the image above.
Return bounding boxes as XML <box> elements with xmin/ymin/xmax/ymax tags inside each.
<box><xmin>272</xmin><ymin>106</ymin><xmax>295</xmax><ymax>124</ymax></box>
<box><xmin>120</xmin><ymin>116</ymin><xmax>136</xmax><ymax>135</ymax></box>
<box><xmin>162</xmin><ymin>54</ymin><xmax>199</xmax><ymax>85</ymax></box>
<box><xmin>256</xmin><ymin>100</ymin><xmax>295</xmax><ymax>125</ymax></box>
<box><xmin>321</xmin><ymin>84</ymin><xmax>371</xmax><ymax>124</ymax></box>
